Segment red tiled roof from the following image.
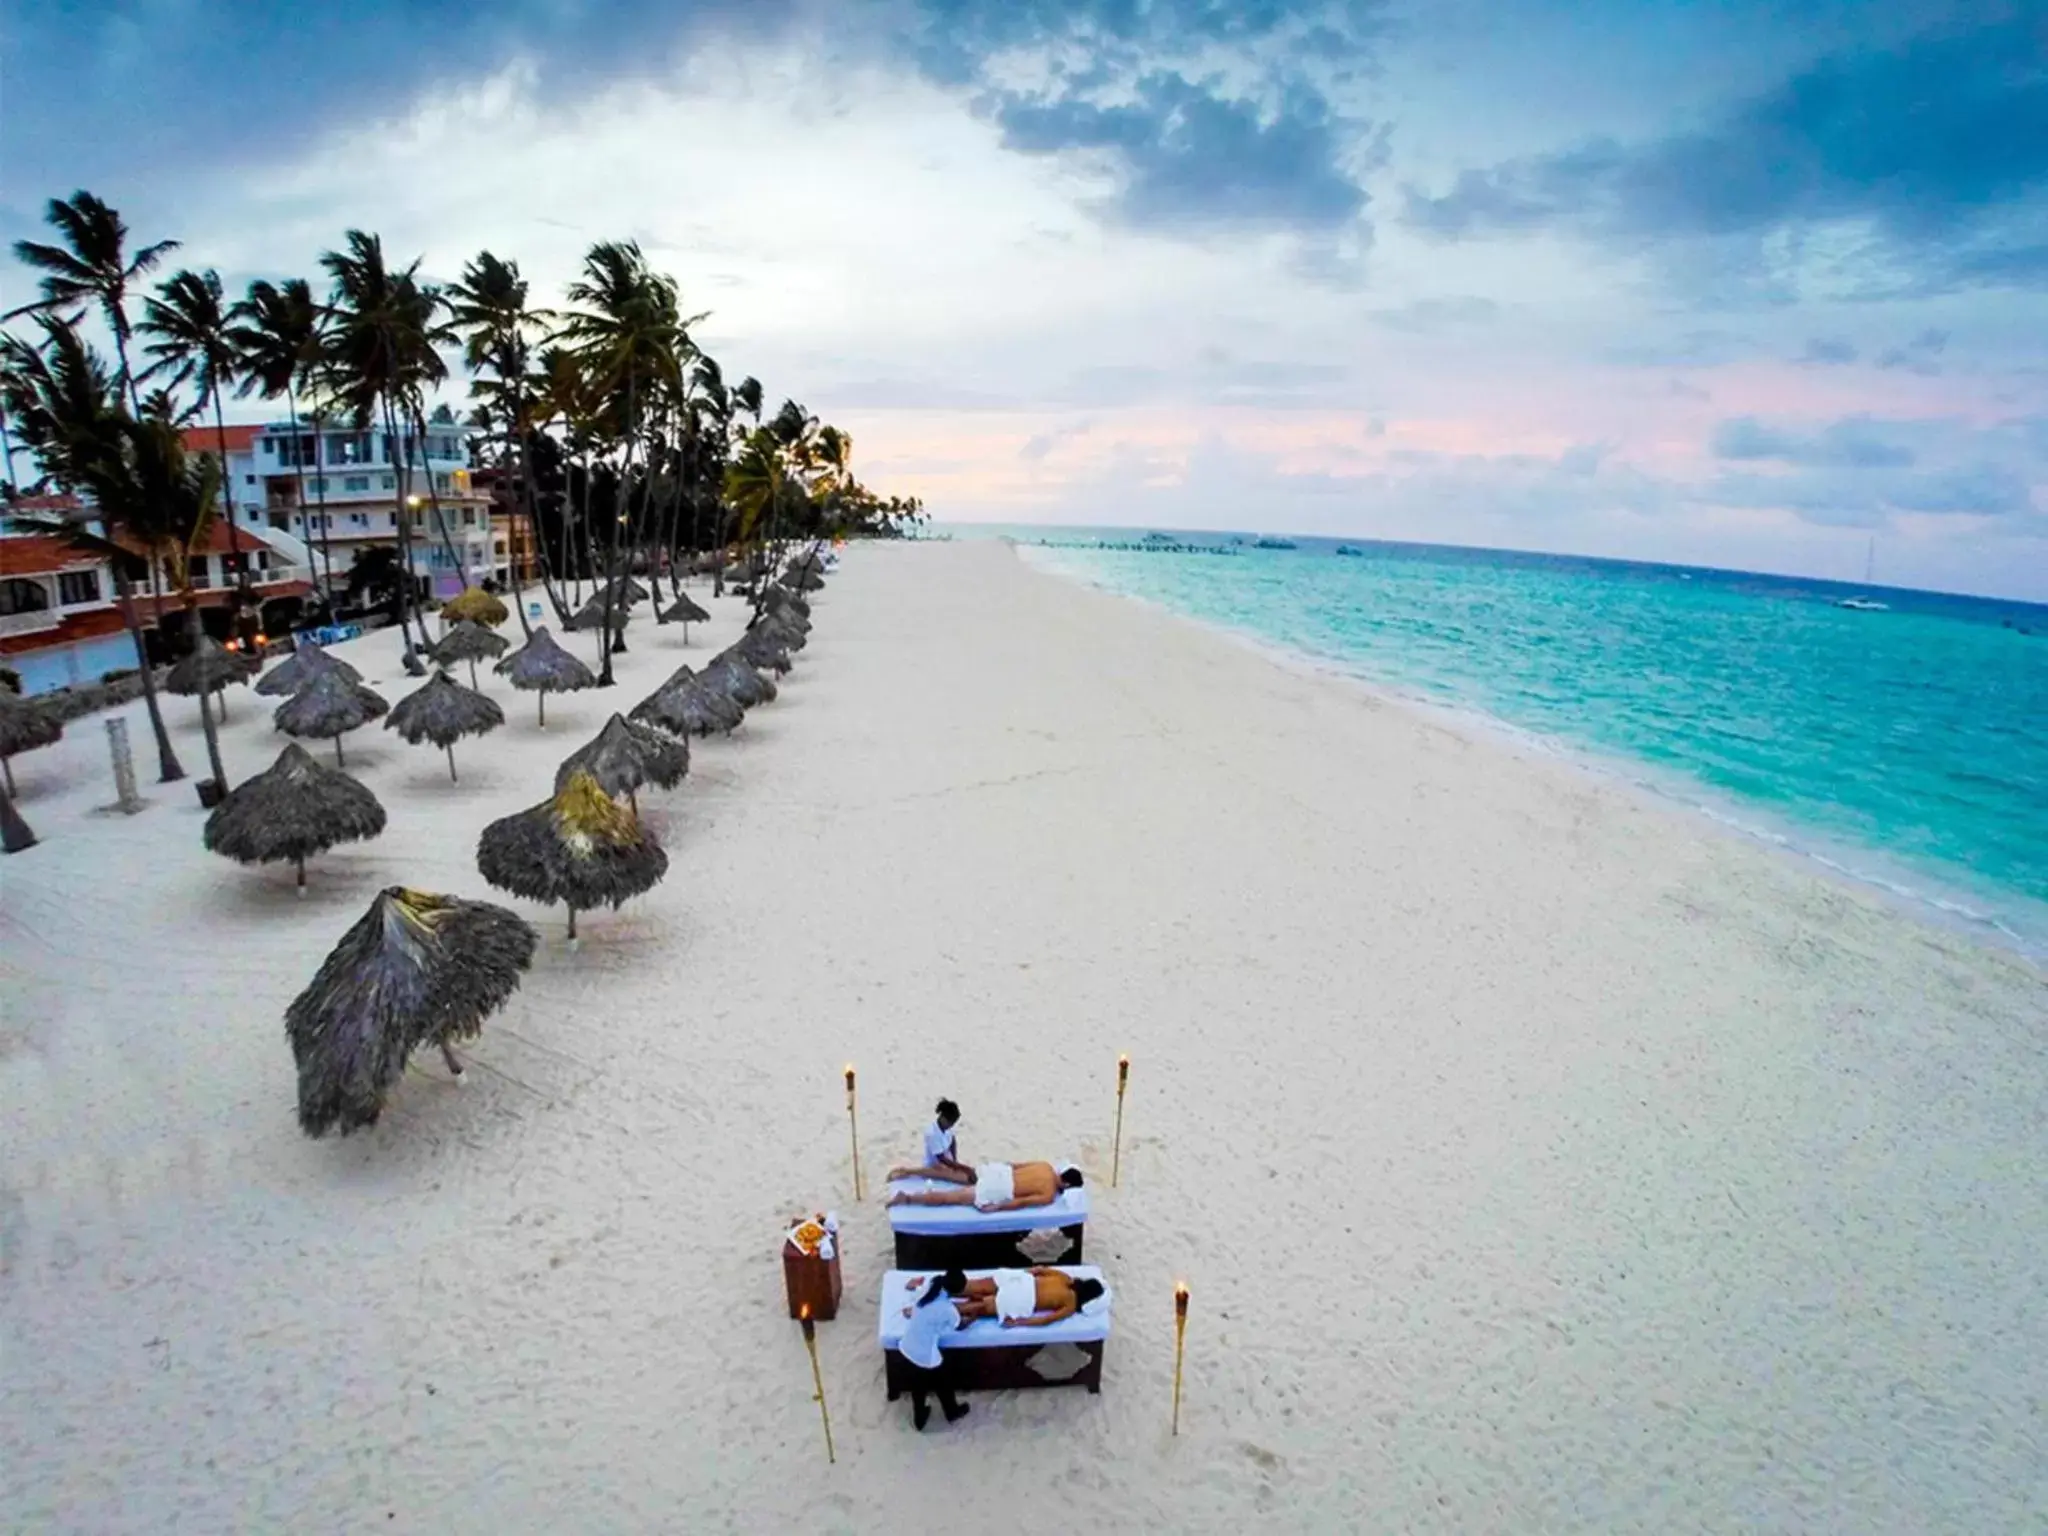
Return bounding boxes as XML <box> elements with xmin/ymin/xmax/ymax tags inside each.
<box><xmin>0</xmin><ymin>605</ymin><xmax>128</xmax><ymax>657</ymax></box>
<box><xmin>0</xmin><ymin>535</ymin><xmax>100</xmax><ymax>576</ymax></box>
<box><xmin>180</xmin><ymin>424</ymin><xmax>263</xmax><ymax>456</ymax></box>
<box><xmin>7</xmin><ymin>492</ymin><xmax>83</xmax><ymax>514</ymax></box>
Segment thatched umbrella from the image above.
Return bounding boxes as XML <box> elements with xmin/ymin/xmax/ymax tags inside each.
<box><xmin>273</xmin><ymin>668</ymin><xmax>389</xmax><ymax>767</ymax></box>
<box><xmin>660</xmin><ymin>592</ymin><xmax>710</xmax><ymax>638</ymax></box>
<box><xmin>431</xmin><ymin>618</ymin><xmax>510</xmax><ymax>689</ymax></box>
<box><xmin>603</xmin><ymin>576</ymin><xmax>650</xmax><ymax>605</ymax></box>
<box><xmin>165</xmin><ymin>635</ymin><xmax>256</xmax><ymax>722</ymax></box>
<box><xmin>763</xmin><ymin>584</ymin><xmax>811</xmax><ymax>621</ymax></box>
<box><xmin>203</xmin><ymin>741</ymin><xmax>387</xmax><ymax>892</ymax></box>
<box><xmin>385</xmin><ymin>671</ymin><xmax>505</xmax><ymax>782</ymax></box>
<box><xmin>285</xmin><ymin>886</ymin><xmax>538</xmax><ymax>1136</ymax></box>
<box><xmin>734</xmin><ymin>629</ymin><xmax>793</xmax><ymax>676</ymax></box>
<box><xmin>257</xmin><ymin>640</ymin><xmax>360</xmax><ymax>697</ymax></box>
<box><xmin>494</xmin><ymin>626</ymin><xmax>595</xmax><ymax>726</ymax></box>
<box><xmin>631</xmin><ymin>673</ymin><xmax>742</xmax><ymax>737</ymax></box>
<box><xmin>441</xmin><ymin>587</ymin><xmax>509</xmax><ymax>627</ymax></box>
<box><xmin>556</xmin><ymin>712</ymin><xmax>689</xmax><ymax>813</ymax></box>
<box><xmin>478</xmin><ymin>770</ymin><xmax>668</xmax><ymax>943</ymax></box>
<box><xmin>567</xmin><ymin>594</ymin><xmax>633</xmax><ymax>633</ymax></box>
<box><xmin>702</xmin><ymin>650</ymin><xmax>777</xmax><ymax>707</ymax></box>
<box><xmin>0</xmin><ymin>691</ymin><xmax>62</xmax><ymax>798</ymax></box>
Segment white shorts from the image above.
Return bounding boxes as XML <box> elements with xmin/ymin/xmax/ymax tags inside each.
<box><xmin>974</xmin><ymin>1162</ymin><xmax>1015</xmax><ymax>1206</ymax></box>
<box><xmin>992</xmin><ymin>1269</ymin><xmax>1035</xmax><ymax>1321</ymax></box>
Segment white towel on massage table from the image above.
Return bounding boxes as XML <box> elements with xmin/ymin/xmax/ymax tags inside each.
<box><xmin>992</xmin><ymin>1268</ymin><xmax>1036</xmax><ymax>1321</ymax></box>
<box><xmin>886</xmin><ymin>1180</ymin><xmax>1089</xmax><ymax>1234</ymax></box>
<box><xmin>973</xmin><ymin>1162</ymin><xmax>1015</xmax><ymax>1207</ymax></box>
<box><xmin>880</xmin><ymin>1267</ymin><xmax>1112</xmax><ymax>1349</ymax></box>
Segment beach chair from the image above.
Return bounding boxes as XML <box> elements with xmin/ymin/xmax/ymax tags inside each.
<box><xmin>886</xmin><ymin>1175</ymin><xmax>1089</xmax><ymax>1268</ymax></box>
<box><xmin>879</xmin><ymin>1266</ymin><xmax>1110</xmax><ymax>1399</ymax></box>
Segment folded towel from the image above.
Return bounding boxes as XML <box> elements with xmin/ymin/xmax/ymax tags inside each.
<box><xmin>993</xmin><ymin>1268</ymin><xmax>1036</xmax><ymax>1321</ymax></box>
<box><xmin>974</xmin><ymin>1162</ymin><xmax>1015</xmax><ymax>1207</ymax></box>
<box><xmin>1080</xmin><ymin>1281</ymin><xmax>1113</xmax><ymax>1318</ymax></box>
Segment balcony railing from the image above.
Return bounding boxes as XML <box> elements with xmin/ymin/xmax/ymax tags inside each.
<box><xmin>0</xmin><ymin>609</ymin><xmax>61</xmax><ymax>638</ymax></box>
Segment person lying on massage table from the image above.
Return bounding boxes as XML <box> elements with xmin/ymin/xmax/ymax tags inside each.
<box><xmin>949</xmin><ymin>1267</ymin><xmax>1108</xmax><ymax>1328</ymax></box>
<box><xmin>885</xmin><ymin>1160</ymin><xmax>1084</xmax><ymax>1212</ymax></box>
<box><xmin>887</xmin><ymin>1098</ymin><xmax>970</xmax><ymax>1184</ymax></box>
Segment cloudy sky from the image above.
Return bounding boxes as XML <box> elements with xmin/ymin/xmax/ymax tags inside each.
<box><xmin>5</xmin><ymin>1</ymin><xmax>2046</xmax><ymax>598</ymax></box>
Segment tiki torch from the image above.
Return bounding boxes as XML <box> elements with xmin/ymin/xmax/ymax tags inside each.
<box><xmin>1171</xmin><ymin>1281</ymin><xmax>1190</xmax><ymax>1436</ymax></box>
<box><xmin>844</xmin><ymin>1064</ymin><xmax>863</xmax><ymax>1202</ymax></box>
<box><xmin>799</xmin><ymin>1303</ymin><xmax>836</xmax><ymax>1464</ymax></box>
<box><xmin>1111</xmin><ymin>1053</ymin><xmax>1132</xmax><ymax>1188</ymax></box>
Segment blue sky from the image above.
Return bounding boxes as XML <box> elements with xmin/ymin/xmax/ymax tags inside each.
<box><xmin>5</xmin><ymin>0</ymin><xmax>2046</xmax><ymax>598</ymax></box>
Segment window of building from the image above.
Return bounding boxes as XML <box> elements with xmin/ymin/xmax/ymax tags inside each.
<box><xmin>344</xmin><ymin>475</ymin><xmax>370</xmax><ymax>492</ymax></box>
<box><xmin>262</xmin><ymin>439</ymin><xmax>275</xmax><ymax>456</ymax></box>
<box><xmin>245</xmin><ymin>474</ymin><xmax>256</xmax><ymax>486</ymax></box>
<box><xmin>350</xmin><ymin>513</ymin><xmax>367</xmax><ymax>527</ymax></box>
<box><xmin>58</xmin><ymin>570</ymin><xmax>100</xmax><ymax>605</ymax></box>
<box><xmin>0</xmin><ymin>577</ymin><xmax>51</xmax><ymax>616</ymax></box>
<box><xmin>381</xmin><ymin>475</ymin><xmax>395</xmax><ymax>490</ymax></box>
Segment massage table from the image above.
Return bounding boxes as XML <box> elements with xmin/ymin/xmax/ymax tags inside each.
<box><xmin>886</xmin><ymin>1178</ymin><xmax>1089</xmax><ymax>1268</ymax></box>
<box><xmin>879</xmin><ymin>1266</ymin><xmax>1110</xmax><ymax>1399</ymax></box>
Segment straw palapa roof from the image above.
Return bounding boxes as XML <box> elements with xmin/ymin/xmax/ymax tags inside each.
<box><xmin>661</xmin><ymin>592</ymin><xmax>711</xmax><ymax>624</ymax></box>
<box><xmin>165</xmin><ymin>636</ymin><xmax>258</xmax><ymax>698</ymax></box>
<box><xmin>285</xmin><ymin>886</ymin><xmax>538</xmax><ymax>1137</ymax></box>
<box><xmin>256</xmin><ymin>641</ymin><xmax>360</xmax><ymax>697</ymax></box>
<box><xmin>386</xmin><ymin>671</ymin><xmax>504</xmax><ymax>749</ymax></box>
<box><xmin>566</xmin><ymin>594</ymin><xmax>633</xmax><ymax>632</ymax></box>
<box><xmin>273</xmin><ymin>669</ymin><xmax>389</xmax><ymax>765</ymax></box>
<box><xmin>203</xmin><ymin>741</ymin><xmax>386</xmax><ymax>886</ymax></box>
<box><xmin>440</xmin><ymin>587</ymin><xmax>510</xmax><ymax>627</ymax></box>
<box><xmin>703</xmin><ymin>650</ymin><xmax>777</xmax><ymax>706</ymax></box>
<box><xmin>555</xmin><ymin>712</ymin><xmax>689</xmax><ymax>799</ymax></box>
<box><xmin>0</xmin><ymin>692</ymin><xmax>62</xmax><ymax>796</ymax></box>
<box><xmin>433</xmin><ymin>619</ymin><xmax>511</xmax><ymax>667</ymax></box>
<box><xmin>630</xmin><ymin>673</ymin><xmax>742</xmax><ymax>737</ymax></box>
<box><xmin>497</xmin><ymin>627</ymin><xmax>597</xmax><ymax>692</ymax></box>
<box><xmin>476</xmin><ymin>771</ymin><xmax>669</xmax><ymax>930</ymax></box>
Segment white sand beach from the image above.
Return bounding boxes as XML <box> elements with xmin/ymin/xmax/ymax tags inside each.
<box><xmin>3</xmin><ymin>541</ymin><xmax>2044</xmax><ymax>1531</ymax></box>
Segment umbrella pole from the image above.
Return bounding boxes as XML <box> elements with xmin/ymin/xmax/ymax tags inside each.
<box><xmin>296</xmin><ymin>856</ymin><xmax>306</xmax><ymax>898</ymax></box>
<box><xmin>539</xmin><ymin>693</ymin><xmax>546</xmax><ymax>728</ymax></box>
<box><xmin>334</xmin><ymin>734</ymin><xmax>345</xmax><ymax>768</ymax></box>
<box><xmin>439</xmin><ymin>1041</ymin><xmax>465</xmax><ymax>1079</ymax></box>
<box><xmin>629</xmin><ymin>787</ymin><xmax>639</xmax><ymax>817</ymax></box>
<box><xmin>2</xmin><ymin>756</ymin><xmax>13</xmax><ymax>798</ymax></box>
<box><xmin>469</xmin><ymin>658</ymin><xmax>478</xmax><ymax>690</ymax></box>
<box><xmin>447</xmin><ymin>744</ymin><xmax>458</xmax><ymax>783</ymax></box>
<box><xmin>566</xmin><ymin>904</ymin><xmax>578</xmax><ymax>949</ymax></box>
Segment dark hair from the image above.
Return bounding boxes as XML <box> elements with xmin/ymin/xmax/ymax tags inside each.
<box><xmin>1060</xmin><ymin>1166</ymin><xmax>1085</xmax><ymax>1189</ymax></box>
<box><xmin>917</xmin><ymin>1267</ymin><xmax>969</xmax><ymax>1307</ymax></box>
<box><xmin>1072</xmin><ymin>1278</ymin><xmax>1105</xmax><ymax>1309</ymax></box>
<box><xmin>935</xmin><ymin>1098</ymin><xmax>960</xmax><ymax>1125</ymax></box>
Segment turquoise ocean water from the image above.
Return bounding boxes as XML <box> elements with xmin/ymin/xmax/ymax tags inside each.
<box><xmin>973</xmin><ymin>526</ymin><xmax>2048</xmax><ymax>962</ymax></box>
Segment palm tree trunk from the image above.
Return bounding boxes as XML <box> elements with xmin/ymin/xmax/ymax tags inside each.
<box><xmin>0</xmin><ymin>783</ymin><xmax>35</xmax><ymax>852</ymax></box>
<box><xmin>185</xmin><ymin>600</ymin><xmax>230</xmax><ymax>792</ymax></box>
<box><xmin>412</xmin><ymin>403</ymin><xmax>470</xmax><ymax>590</ymax></box>
<box><xmin>113</xmin><ymin>563</ymin><xmax>184</xmax><ymax>782</ymax></box>
<box><xmin>312</xmin><ymin>411</ymin><xmax>337</xmax><ymax>602</ymax></box>
<box><xmin>210</xmin><ymin>384</ymin><xmax>245</xmax><ymax>569</ymax></box>
<box><xmin>380</xmin><ymin>397</ymin><xmax>426</xmax><ymax>666</ymax></box>
<box><xmin>505</xmin><ymin>418</ymin><xmax>534</xmax><ymax>639</ymax></box>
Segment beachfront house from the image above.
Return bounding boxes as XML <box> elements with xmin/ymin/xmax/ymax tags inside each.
<box><xmin>181</xmin><ymin>419</ymin><xmax>515</xmax><ymax>597</ymax></box>
<box><xmin>0</xmin><ymin>494</ymin><xmax>314</xmax><ymax>696</ymax></box>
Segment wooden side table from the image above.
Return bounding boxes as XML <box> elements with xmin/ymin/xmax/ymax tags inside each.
<box><xmin>783</xmin><ymin>1239</ymin><xmax>843</xmax><ymax>1321</ymax></box>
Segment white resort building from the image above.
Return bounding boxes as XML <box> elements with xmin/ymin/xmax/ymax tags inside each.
<box><xmin>182</xmin><ymin>420</ymin><xmax>514</xmax><ymax>597</ymax></box>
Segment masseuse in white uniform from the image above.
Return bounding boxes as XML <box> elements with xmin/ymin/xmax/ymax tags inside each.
<box><xmin>888</xmin><ymin>1098</ymin><xmax>971</xmax><ymax>1184</ymax></box>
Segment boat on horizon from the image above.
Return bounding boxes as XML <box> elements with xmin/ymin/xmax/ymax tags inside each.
<box><xmin>1252</xmin><ymin>537</ymin><xmax>1298</xmax><ymax>550</ymax></box>
<box><xmin>1836</xmin><ymin>596</ymin><xmax>1889</xmax><ymax>612</ymax></box>
<box><xmin>1334</xmin><ymin>545</ymin><xmax>1364</xmax><ymax>558</ymax></box>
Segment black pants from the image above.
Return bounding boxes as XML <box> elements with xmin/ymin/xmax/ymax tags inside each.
<box><xmin>903</xmin><ymin>1357</ymin><xmax>962</xmax><ymax>1419</ymax></box>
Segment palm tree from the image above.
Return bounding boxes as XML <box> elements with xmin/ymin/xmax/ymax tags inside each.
<box><xmin>139</xmin><ymin>268</ymin><xmax>248</xmax><ymax>577</ymax></box>
<box><xmin>231</xmin><ymin>277</ymin><xmax>336</xmax><ymax>592</ymax></box>
<box><xmin>557</xmin><ymin>241</ymin><xmax>698</xmax><ymax>684</ymax></box>
<box><xmin>5</xmin><ymin>191</ymin><xmax>178</xmax><ymax>414</ymax></box>
<box><xmin>447</xmin><ymin>251</ymin><xmax>556</xmax><ymax>636</ymax></box>
<box><xmin>137</xmin><ymin>386</ymin><xmax>202</xmax><ymax>427</ymax></box>
<box><xmin>0</xmin><ymin>318</ymin><xmax>185</xmax><ymax>781</ymax></box>
<box><xmin>320</xmin><ymin>231</ymin><xmax>445</xmax><ymax>666</ymax></box>
<box><xmin>84</xmin><ymin>418</ymin><xmax>234</xmax><ymax>791</ymax></box>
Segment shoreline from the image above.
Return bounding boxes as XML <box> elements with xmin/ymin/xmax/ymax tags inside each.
<box><xmin>1018</xmin><ymin>540</ymin><xmax>2048</xmax><ymax>974</ymax></box>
